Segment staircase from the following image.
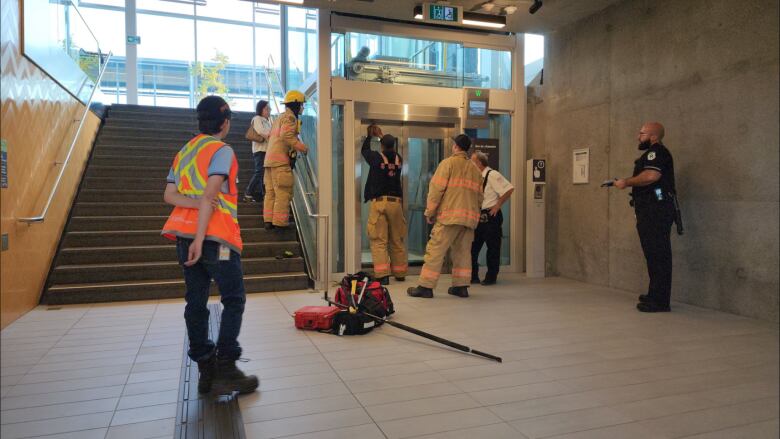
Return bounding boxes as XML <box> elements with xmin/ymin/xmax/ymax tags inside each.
<box><xmin>44</xmin><ymin>104</ymin><xmax>309</xmax><ymax>305</ymax></box>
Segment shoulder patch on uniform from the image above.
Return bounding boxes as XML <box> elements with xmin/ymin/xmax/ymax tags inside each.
<box><xmin>647</xmin><ymin>152</ymin><xmax>656</xmax><ymax>160</ymax></box>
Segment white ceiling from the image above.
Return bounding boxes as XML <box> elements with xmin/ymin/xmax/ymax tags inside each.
<box><xmin>297</xmin><ymin>0</ymin><xmax>624</xmax><ymax>33</ymax></box>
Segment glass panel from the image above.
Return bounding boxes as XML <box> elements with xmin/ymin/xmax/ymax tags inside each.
<box><xmin>137</xmin><ymin>13</ymin><xmax>194</xmax><ymax>108</ymax></box>
<box><xmin>196</xmin><ymin>0</ymin><xmax>253</xmax><ymax>23</ymax></box>
<box><xmin>255</xmin><ymin>6</ymin><xmax>282</xmax><ymax>110</ymax></box>
<box><xmin>286</xmin><ymin>6</ymin><xmax>317</xmax><ymax>91</ymax></box>
<box><xmin>195</xmin><ymin>20</ymin><xmax>254</xmax><ymax>111</ymax></box>
<box><xmin>136</xmin><ymin>0</ymin><xmax>192</xmax><ymax>14</ymax></box>
<box><xmin>475</xmin><ymin>114</ymin><xmax>512</xmax><ymax>266</ymax></box>
<box><xmin>463</xmin><ymin>47</ymin><xmax>511</xmax><ymax>89</ymax></box>
<box><xmin>344</xmin><ymin>31</ymin><xmax>462</xmax><ymax>88</ymax></box>
<box><xmin>291</xmin><ymin>91</ymin><xmax>319</xmax><ymax>281</ymax></box>
<box><xmin>331</xmin><ymin>33</ymin><xmax>345</xmax><ymax>77</ymax></box>
<box><xmin>406</xmin><ymin>138</ymin><xmax>444</xmax><ymax>264</ymax></box>
<box><xmin>24</xmin><ymin>0</ymin><xmax>104</xmax><ymax>102</ymax></box>
<box><xmin>331</xmin><ymin>105</ymin><xmax>345</xmax><ymax>272</ymax></box>
<box><xmin>525</xmin><ymin>33</ymin><xmax>544</xmax><ymax>85</ymax></box>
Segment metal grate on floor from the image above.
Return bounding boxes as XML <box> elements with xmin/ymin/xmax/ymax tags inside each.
<box><xmin>174</xmin><ymin>303</ymin><xmax>247</xmax><ymax>439</ymax></box>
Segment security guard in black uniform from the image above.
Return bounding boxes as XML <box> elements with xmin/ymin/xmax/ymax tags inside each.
<box><xmin>615</xmin><ymin>122</ymin><xmax>678</xmax><ymax>312</ymax></box>
<box><xmin>362</xmin><ymin>124</ymin><xmax>407</xmax><ymax>285</ymax></box>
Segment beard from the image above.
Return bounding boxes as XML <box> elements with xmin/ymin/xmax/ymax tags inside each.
<box><xmin>638</xmin><ymin>140</ymin><xmax>652</xmax><ymax>150</ymax></box>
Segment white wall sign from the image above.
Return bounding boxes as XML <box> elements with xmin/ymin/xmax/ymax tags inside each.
<box><xmin>573</xmin><ymin>148</ymin><xmax>589</xmax><ymax>184</ymax></box>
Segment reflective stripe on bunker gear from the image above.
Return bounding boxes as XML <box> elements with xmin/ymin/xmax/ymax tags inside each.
<box><xmin>424</xmin><ymin>152</ymin><xmax>484</xmax><ymax>229</ymax></box>
<box><xmin>162</xmin><ymin>134</ymin><xmax>243</xmax><ymax>253</ymax></box>
<box><xmin>265</xmin><ymin>108</ymin><xmax>302</xmax><ymax>168</ymax></box>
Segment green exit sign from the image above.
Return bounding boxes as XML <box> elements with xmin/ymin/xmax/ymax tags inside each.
<box><xmin>127</xmin><ymin>35</ymin><xmax>141</xmax><ymax>44</ymax></box>
<box><xmin>475</xmin><ymin>90</ymin><xmax>482</xmax><ymax>97</ymax></box>
<box><xmin>428</xmin><ymin>4</ymin><xmax>459</xmax><ymax>22</ymax></box>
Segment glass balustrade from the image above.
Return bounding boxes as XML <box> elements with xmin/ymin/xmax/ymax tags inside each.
<box><xmin>338</xmin><ymin>31</ymin><xmax>512</xmax><ymax>90</ymax></box>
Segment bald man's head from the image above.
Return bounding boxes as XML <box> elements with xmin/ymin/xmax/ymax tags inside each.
<box><xmin>643</xmin><ymin>122</ymin><xmax>665</xmax><ymax>141</ymax></box>
<box><xmin>638</xmin><ymin>122</ymin><xmax>665</xmax><ymax>150</ymax></box>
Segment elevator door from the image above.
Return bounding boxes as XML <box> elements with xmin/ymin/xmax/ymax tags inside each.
<box><xmin>358</xmin><ymin>123</ymin><xmax>449</xmax><ymax>269</ymax></box>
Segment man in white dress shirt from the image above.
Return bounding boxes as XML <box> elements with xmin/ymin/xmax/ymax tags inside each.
<box><xmin>470</xmin><ymin>151</ymin><xmax>514</xmax><ymax>285</ymax></box>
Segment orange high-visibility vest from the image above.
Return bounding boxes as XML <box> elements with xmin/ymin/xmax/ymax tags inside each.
<box><xmin>161</xmin><ymin>134</ymin><xmax>243</xmax><ymax>253</ymax></box>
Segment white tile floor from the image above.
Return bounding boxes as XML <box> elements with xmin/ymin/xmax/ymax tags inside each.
<box><xmin>1</xmin><ymin>274</ymin><xmax>777</xmax><ymax>439</ymax></box>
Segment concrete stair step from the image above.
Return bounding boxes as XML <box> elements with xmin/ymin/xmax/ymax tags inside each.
<box><xmin>103</xmin><ymin>119</ymin><xmax>254</xmax><ymax>132</ymax></box>
<box><xmin>72</xmin><ymin>202</ymin><xmax>263</xmax><ymax>216</ymax></box>
<box><xmin>58</xmin><ymin>241</ymin><xmax>300</xmax><ymax>265</ymax></box>
<box><xmin>90</xmin><ymin>154</ymin><xmax>254</xmax><ymax>168</ymax></box>
<box><xmin>84</xmin><ymin>176</ymin><xmax>248</xmax><ymax>190</ymax></box>
<box><xmin>44</xmin><ymin>273</ymin><xmax>310</xmax><ymax>305</ymax></box>
<box><xmin>67</xmin><ymin>215</ymin><xmax>263</xmax><ymax>231</ymax></box>
<box><xmin>108</xmin><ymin>104</ymin><xmax>254</xmax><ymax>117</ymax></box>
<box><xmin>93</xmin><ymin>144</ymin><xmax>256</xmax><ymax>158</ymax></box>
<box><xmin>62</xmin><ymin>227</ymin><xmax>296</xmax><ymax>247</ymax></box>
<box><xmin>77</xmin><ymin>189</ymin><xmax>262</xmax><ymax>203</ymax></box>
<box><xmin>51</xmin><ymin>256</ymin><xmax>305</xmax><ymax>284</ymax></box>
<box><xmin>96</xmin><ymin>134</ymin><xmax>252</xmax><ymax>146</ymax></box>
<box><xmin>83</xmin><ymin>165</ymin><xmax>255</xmax><ymax>180</ymax></box>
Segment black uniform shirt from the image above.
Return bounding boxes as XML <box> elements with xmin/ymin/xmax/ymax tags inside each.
<box><xmin>362</xmin><ymin>136</ymin><xmax>403</xmax><ymax>203</ymax></box>
<box><xmin>631</xmin><ymin>143</ymin><xmax>676</xmax><ymax>198</ymax></box>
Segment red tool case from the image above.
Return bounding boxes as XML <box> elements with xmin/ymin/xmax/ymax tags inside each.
<box><xmin>294</xmin><ymin>306</ymin><xmax>341</xmax><ymax>330</ymax></box>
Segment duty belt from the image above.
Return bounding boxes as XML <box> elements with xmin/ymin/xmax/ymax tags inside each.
<box><xmin>373</xmin><ymin>196</ymin><xmax>402</xmax><ymax>203</ymax></box>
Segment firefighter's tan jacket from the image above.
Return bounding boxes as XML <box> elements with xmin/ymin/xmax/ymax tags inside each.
<box><xmin>264</xmin><ymin>108</ymin><xmax>304</xmax><ymax>168</ymax></box>
<box><xmin>424</xmin><ymin>151</ymin><xmax>484</xmax><ymax>229</ymax></box>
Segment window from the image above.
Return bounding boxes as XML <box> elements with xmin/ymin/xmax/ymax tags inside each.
<box><xmin>524</xmin><ymin>33</ymin><xmax>544</xmax><ymax>86</ymax></box>
<box><xmin>339</xmin><ymin>31</ymin><xmax>512</xmax><ymax>90</ymax></box>
<box><xmin>286</xmin><ymin>7</ymin><xmax>317</xmax><ymax>91</ymax></box>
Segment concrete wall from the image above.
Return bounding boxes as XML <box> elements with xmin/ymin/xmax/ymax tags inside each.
<box><xmin>527</xmin><ymin>0</ymin><xmax>779</xmax><ymax>321</ymax></box>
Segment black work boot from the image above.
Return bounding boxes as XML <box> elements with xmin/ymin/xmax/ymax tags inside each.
<box><xmin>379</xmin><ymin>276</ymin><xmax>390</xmax><ymax>286</ymax></box>
<box><xmin>394</xmin><ymin>276</ymin><xmax>406</xmax><ymax>282</ymax></box>
<box><xmin>448</xmin><ymin>286</ymin><xmax>469</xmax><ymax>298</ymax></box>
<box><xmin>211</xmin><ymin>358</ymin><xmax>259</xmax><ymax>396</ymax></box>
<box><xmin>196</xmin><ymin>354</ymin><xmax>217</xmax><ymax>394</ymax></box>
<box><xmin>407</xmin><ymin>286</ymin><xmax>433</xmax><ymax>298</ymax></box>
<box><xmin>638</xmin><ymin>294</ymin><xmax>652</xmax><ymax>303</ymax></box>
<box><xmin>264</xmin><ymin>222</ymin><xmax>274</xmax><ymax>231</ymax></box>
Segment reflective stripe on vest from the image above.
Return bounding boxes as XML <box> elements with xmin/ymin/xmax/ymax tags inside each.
<box><xmin>161</xmin><ymin>134</ymin><xmax>243</xmax><ymax>253</ymax></box>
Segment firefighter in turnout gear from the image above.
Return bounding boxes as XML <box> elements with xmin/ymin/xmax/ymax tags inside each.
<box><xmin>263</xmin><ymin>90</ymin><xmax>308</xmax><ymax>229</ymax></box>
<box><xmin>408</xmin><ymin>134</ymin><xmax>484</xmax><ymax>299</ymax></box>
<box><xmin>162</xmin><ymin>95</ymin><xmax>259</xmax><ymax>396</ymax></box>
<box><xmin>362</xmin><ymin>124</ymin><xmax>407</xmax><ymax>285</ymax></box>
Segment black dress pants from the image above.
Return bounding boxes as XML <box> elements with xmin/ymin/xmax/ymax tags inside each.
<box><xmin>471</xmin><ymin>210</ymin><xmax>503</xmax><ymax>281</ymax></box>
<box><xmin>635</xmin><ymin>201</ymin><xmax>675</xmax><ymax>306</ymax></box>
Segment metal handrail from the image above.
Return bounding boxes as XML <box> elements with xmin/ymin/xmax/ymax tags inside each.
<box><xmin>293</xmin><ymin>171</ymin><xmax>329</xmax><ymax>293</ymax></box>
<box><xmin>18</xmin><ymin>51</ymin><xmax>113</xmax><ymax>224</ymax></box>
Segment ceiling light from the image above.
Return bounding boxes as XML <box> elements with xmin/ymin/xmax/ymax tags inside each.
<box><xmin>462</xmin><ymin>11</ymin><xmax>506</xmax><ymax>28</ymax></box>
<box><xmin>481</xmin><ymin>2</ymin><xmax>495</xmax><ymax>12</ymax></box>
<box><xmin>414</xmin><ymin>5</ymin><xmax>423</xmax><ymax>19</ymax></box>
<box><xmin>275</xmin><ymin>0</ymin><xmax>304</xmax><ymax>4</ymax></box>
<box><xmin>462</xmin><ymin>18</ymin><xmax>505</xmax><ymax>28</ymax></box>
<box><xmin>529</xmin><ymin>0</ymin><xmax>543</xmax><ymax>14</ymax></box>
<box><xmin>503</xmin><ymin>5</ymin><xmax>517</xmax><ymax>14</ymax></box>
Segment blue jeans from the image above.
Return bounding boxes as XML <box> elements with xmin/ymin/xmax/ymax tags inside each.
<box><xmin>177</xmin><ymin>238</ymin><xmax>246</xmax><ymax>362</ymax></box>
<box><xmin>245</xmin><ymin>151</ymin><xmax>266</xmax><ymax>201</ymax></box>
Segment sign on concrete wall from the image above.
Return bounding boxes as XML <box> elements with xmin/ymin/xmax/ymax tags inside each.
<box><xmin>573</xmin><ymin>148</ymin><xmax>589</xmax><ymax>184</ymax></box>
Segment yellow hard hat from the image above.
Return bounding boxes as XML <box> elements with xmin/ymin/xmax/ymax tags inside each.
<box><xmin>282</xmin><ymin>90</ymin><xmax>305</xmax><ymax>104</ymax></box>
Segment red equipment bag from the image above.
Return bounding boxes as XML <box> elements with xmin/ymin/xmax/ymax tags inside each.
<box><xmin>294</xmin><ymin>306</ymin><xmax>341</xmax><ymax>330</ymax></box>
<box><xmin>334</xmin><ymin>272</ymin><xmax>395</xmax><ymax>318</ymax></box>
